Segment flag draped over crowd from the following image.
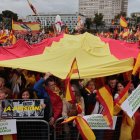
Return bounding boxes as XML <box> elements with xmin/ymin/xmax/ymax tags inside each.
<box><xmin>0</xmin><ymin>32</ymin><xmax>140</xmax><ymax>139</ymax></box>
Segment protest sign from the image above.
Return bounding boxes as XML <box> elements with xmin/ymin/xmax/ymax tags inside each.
<box><xmin>121</xmin><ymin>85</ymin><xmax>140</xmax><ymax>118</ymax></box>
<box><xmin>0</xmin><ymin>119</ymin><xmax>17</xmax><ymax>135</ymax></box>
<box><xmin>1</xmin><ymin>99</ymin><xmax>44</xmax><ymax>118</ymax></box>
<box><xmin>83</xmin><ymin>114</ymin><xmax>117</xmax><ymax>130</ymax></box>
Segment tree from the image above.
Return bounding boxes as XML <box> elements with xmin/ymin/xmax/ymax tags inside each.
<box><xmin>0</xmin><ymin>10</ymin><xmax>18</xmax><ymax>29</ymax></box>
<box><xmin>85</xmin><ymin>18</ymin><xmax>92</xmax><ymax>30</ymax></box>
<box><xmin>2</xmin><ymin>10</ymin><xmax>18</xmax><ymax>21</ymax></box>
<box><xmin>93</xmin><ymin>13</ymin><xmax>104</xmax><ymax>30</ymax></box>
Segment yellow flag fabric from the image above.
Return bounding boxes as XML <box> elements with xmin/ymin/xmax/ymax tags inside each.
<box><xmin>97</xmin><ymin>86</ymin><xmax>113</xmax><ymax>128</ymax></box>
<box><xmin>120</xmin><ymin>16</ymin><xmax>128</xmax><ymax>28</ymax></box>
<box><xmin>13</xmin><ymin>21</ymin><xmax>40</xmax><ymax>32</ymax></box>
<box><xmin>119</xmin><ymin>114</ymin><xmax>135</xmax><ymax>140</ymax></box>
<box><xmin>0</xmin><ymin>33</ymin><xmax>134</xmax><ymax>79</ymax></box>
<box><xmin>132</xmin><ymin>53</ymin><xmax>140</xmax><ymax>75</ymax></box>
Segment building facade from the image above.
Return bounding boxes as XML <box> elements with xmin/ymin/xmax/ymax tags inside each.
<box><xmin>26</xmin><ymin>13</ymin><xmax>79</xmax><ymax>30</ymax></box>
<box><xmin>79</xmin><ymin>0</ymin><xmax>128</xmax><ymax>24</ymax></box>
<box><xmin>131</xmin><ymin>12</ymin><xmax>140</xmax><ymax>17</ymax></box>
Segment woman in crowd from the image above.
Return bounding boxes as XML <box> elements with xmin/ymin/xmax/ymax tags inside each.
<box><xmin>62</xmin><ymin>84</ymin><xmax>84</xmax><ymax>140</ymax></box>
<box><xmin>19</xmin><ymin>88</ymin><xmax>52</xmax><ymax>122</ymax></box>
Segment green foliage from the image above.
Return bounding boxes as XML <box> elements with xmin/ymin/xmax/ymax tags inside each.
<box><xmin>2</xmin><ymin>10</ymin><xmax>18</xmax><ymax>21</ymax></box>
<box><xmin>0</xmin><ymin>10</ymin><xmax>18</xmax><ymax>29</ymax></box>
<box><xmin>93</xmin><ymin>13</ymin><xmax>104</xmax><ymax>28</ymax></box>
<box><xmin>85</xmin><ymin>18</ymin><xmax>92</xmax><ymax>29</ymax></box>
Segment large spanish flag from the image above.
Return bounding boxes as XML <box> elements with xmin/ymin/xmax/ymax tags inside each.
<box><xmin>65</xmin><ymin>58</ymin><xmax>79</xmax><ymax>103</ymax></box>
<box><xmin>114</xmin><ymin>82</ymin><xmax>131</xmax><ymax>115</ymax></box>
<box><xmin>120</xmin><ymin>16</ymin><xmax>128</xmax><ymax>28</ymax></box>
<box><xmin>97</xmin><ymin>86</ymin><xmax>113</xmax><ymax>128</ymax></box>
<box><xmin>12</xmin><ymin>21</ymin><xmax>40</xmax><ymax>33</ymax></box>
<box><xmin>132</xmin><ymin>53</ymin><xmax>140</xmax><ymax>75</ymax></box>
<box><xmin>62</xmin><ymin>116</ymin><xmax>95</xmax><ymax>140</ymax></box>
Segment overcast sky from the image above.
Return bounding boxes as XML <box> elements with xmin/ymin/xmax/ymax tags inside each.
<box><xmin>0</xmin><ymin>0</ymin><xmax>139</xmax><ymax>18</ymax></box>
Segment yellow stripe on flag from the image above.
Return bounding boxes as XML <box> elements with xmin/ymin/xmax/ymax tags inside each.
<box><xmin>132</xmin><ymin>53</ymin><xmax>140</xmax><ymax>75</ymax></box>
<box><xmin>119</xmin><ymin>114</ymin><xmax>135</xmax><ymax>140</ymax></box>
<box><xmin>75</xmin><ymin>117</ymin><xmax>95</xmax><ymax>140</ymax></box>
<box><xmin>3</xmin><ymin>135</ymin><xmax>14</xmax><ymax>140</ymax></box>
<box><xmin>97</xmin><ymin>86</ymin><xmax>113</xmax><ymax>128</ymax></box>
<box><xmin>120</xmin><ymin>16</ymin><xmax>128</xmax><ymax>28</ymax></box>
<box><xmin>13</xmin><ymin>22</ymin><xmax>40</xmax><ymax>32</ymax></box>
<box><xmin>62</xmin><ymin>116</ymin><xmax>77</xmax><ymax>124</ymax></box>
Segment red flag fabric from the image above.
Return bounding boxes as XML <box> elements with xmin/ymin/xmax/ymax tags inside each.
<box><xmin>0</xmin><ymin>34</ymin><xmax>63</xmax><ymax>60</ymax></box>
<box><xmin>100</xmin><ymin>37</ymin><xmax>139</xmax><ymax>59</ymax></box>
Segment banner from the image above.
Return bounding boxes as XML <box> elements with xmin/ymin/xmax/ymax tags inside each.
<box><xmin>83</xmin><ymin>114</ymin><xmax>117</xmax><ymax>130</ymax></box>
<box><xmin>0</xmin><ymin>119</ymin><xmax>17</xmax><ymax>135</ymax></box>
<box><xmin>13</xmin><ymin>22</ymin><xmax>40</xmax><ymax>32</ymax></box>
<box><xmin>1</xmin><ymin>99</ymin><xmax>44</xmax><ymax>118</ymax></box>
<box><xmin>121</xmin><ymin>85</ymin><xmax>140</xmax><ymax>118</ymax></box>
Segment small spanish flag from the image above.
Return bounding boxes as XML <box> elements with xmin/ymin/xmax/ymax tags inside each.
<box><xmin>97</xmin><ymin>86</ymin><xmax>113</xmax><ymax>128</ymax></box>
<box><xmin>9</xmin><ymin>30</ymin><xmax>16</xmax><ymax>45</ymax></box>
<box><xmin>27</xmin><ymin>0</ymin><xmax>37</xmax><ymax>15</ymax></box>
<box><xmin>120</xmin><ymin>16</ymin><xmax>128</xmax><ymax>28</ymax></box>
<box><xmin>132</xmin><ymin>53</ymin><xmax>140</xmax><ymax>75</ymax></box>
<box><xmin>65</xmin><ymin>58</ymin><xmax>79</xmax><ymax>103</ymax></box>
<box><xmin>114</xmin><ymin>82</ymin><xmax>131</xmax><ymax>115</ymax></box>
<box><xmin>62</xmin><ymin>116</ymin><xmax>95</xmax><ymax>140</ymax></box>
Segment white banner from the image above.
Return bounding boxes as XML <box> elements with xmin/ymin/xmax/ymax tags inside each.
<box><xmin>83</xmin><ymin>114</ymin><xmax>117</xmax><ymax>130</ymax></box>
<box><xmin>121</xmin><ymin>84</ymin><xmax>140</xmax><ymax>118</ymax></box>
<box><xmin>0</xmin><ymin>119</ymin><xmax>17</xmax><ymax>135</ymax></box>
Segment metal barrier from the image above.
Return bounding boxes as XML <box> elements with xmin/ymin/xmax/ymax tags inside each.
<box><xmin>16</xmin><ymin>119</ymin><xmax>50</xmax><ymax>140</ymax></box>
<box><xmin>54</xmin><ymin>116</ymin><xmax>122</xmax><ymax>140</ymax></box>
<box><xmin>54</xmin><ymin>117</ymin><xmax>80</xmax><ymax>140</ymax></box>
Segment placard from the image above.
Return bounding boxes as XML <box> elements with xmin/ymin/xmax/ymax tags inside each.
<box><xmin>0</xmin><ymin>119</ymin><xmax>17</xmax><ymax>135</ymax></box>
<box><xmin>1</xmin><ymin>99</ymin><xmax>44</xmax><ymax>118</ymax></box>
<box><xmin>83</xmin><ymin>114</ymin><xmax>117</xmax><ymax>130</ymax></box>
<box><xmin>121</xmin><ymin>85</ymin><xmax>140</xmax><ymax>118</ymax></box>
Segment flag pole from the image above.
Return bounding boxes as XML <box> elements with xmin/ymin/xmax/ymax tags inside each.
<box><xmin>75</xmin><ymin>58</ymin><xmax>81</xmax><ymax>80</ymax></box>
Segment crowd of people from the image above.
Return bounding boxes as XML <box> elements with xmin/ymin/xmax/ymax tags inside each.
<box><xmin>0</xmin><ymin>67</ymin><xmax>139</xmax><ymax>140</ymax></box>
<box><xmin>0</xmin><ymin>20</ymin><xmax>140</xmax><ymax>139</ymax></box>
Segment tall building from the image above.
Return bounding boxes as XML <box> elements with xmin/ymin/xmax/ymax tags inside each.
<box><xmin>79</xmin><ymin>0</ymin><xmax>128</xmax><ymax>24</ymax></box>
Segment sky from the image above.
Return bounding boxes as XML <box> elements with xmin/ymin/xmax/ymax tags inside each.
<box><xmin>0</xmin><ymin>0</ymin><xmax>139</xmax><ymax>18</ymax></box>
